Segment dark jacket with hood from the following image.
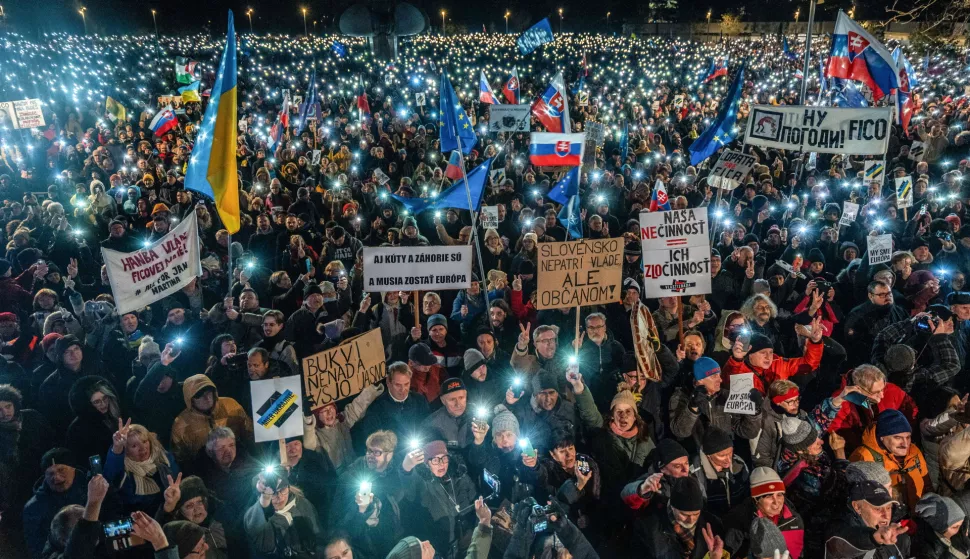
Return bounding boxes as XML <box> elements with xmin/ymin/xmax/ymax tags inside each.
<box><xmin>65</xmin><ymin>375</ymin><xmax>121</xmax><ymax>463</ymax></box>
<box><xmin>37</xmin><ymin>336</ymin><xmax>97</xmax><ymax>434</ymax></box>
<box><xmin>133</xmin><ymin>362</ymin><xmax>185</xmax><ymax>446</ymax></box>
<box><xmin>22</xmin><ymin>474</ymin><xmax>87</xmax><ymax>559</ymax></box>
<box><xmin>825</xmin><ymin>507</ymin><xmax>912</xmax><ymax>559</ymax></box>
<box><xmin>400</xmin><ymin>459</ymin><xmax>478</xmax><ymax>556</ymax></box>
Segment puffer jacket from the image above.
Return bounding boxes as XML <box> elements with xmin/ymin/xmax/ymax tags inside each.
<box><xmin>754</xmin><ymin>396</ymin><xmax>840</xmax><ymax>468</ymax></box>
<box><xmin>722</xmin><ymin>339</ymin><xmax>824</xmax><ymax>394</ymax></box>
<box><xmin>170</xmin><ymin>374</ymin><xmax>252</xmax><ymax>465</ymax></box>
<box><xmin>938</xmin><ymin>425</ymin><xmax>970</xmax><ymax>496</ymax></box>
<box><xmin>849</xmin><ymin>423</ymin><xmax>931</xmax><ymax>510</ymax></box>
<box><xmin>829</xmin><ymin>372</ymin><xmax>918</xmax><ymax>455</ymax></box>
<box><xmin>669</xmin><ymin>385</ymin><xmax>762</xmax><ymax>450</ymax></box>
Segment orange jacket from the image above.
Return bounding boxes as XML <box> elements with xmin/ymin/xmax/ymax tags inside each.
<box><xmin>849</xmin><ymin>424</ymin><xmax>930</xmax><ymax>511</ymax></box>
<box><xmin>722</xmin><ymin>340</ymin><xmax>823</xmax><ymax>394</ymax></box>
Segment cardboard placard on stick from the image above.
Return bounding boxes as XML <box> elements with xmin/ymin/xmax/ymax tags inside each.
<box><xmin>536</xmin><ymin>238</ymin><xmax>623</xmax><ymax>310</ymax></box>
<box><xmin>868</xmin><ymin>234</ymin><xmax>893</xmax><ymax>265</ymax></box>
<box><xmin>724</xmin><ymin>373</ymin><xmax>757</xmax><ymax>415</ymax></box>
<box><xmin>302</xmin><ymin>328</ymin><xmax>387</xmax><ymax>410</ymax></box>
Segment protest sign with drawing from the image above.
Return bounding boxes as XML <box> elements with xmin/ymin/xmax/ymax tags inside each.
<box><xmin>864</xmin><ymin>160</ymin><xmax>885</xmax><ymax>185</ymax></box>
<box><xmin>744</xmin><ymin>105</ymin><xmax>892</xmax><ymax>155</ymax></box>
<box><xmin>869</xmin><ymin>234</ymin><xmax>893</xmax><ymax>265</ymax></box>
<box><xmin>363</xmin><ymin>246</ymin><xmax>473</xmax><ymax>292</ymax></box>
<box><xmin>251</xmin><ymin>376</ymin><xmax>304</xmax><ymax>443</ymax></box>
<box><xmin>303</xmin><ymin>328</ymin><xmax>387</xmax><ymax>409</ymax></box>
<box><xmin>724</xmin><ymin>373</ymin><xmax>757</xmax><ymax>415</ymax></box>
<box><xmin>0</xmin><ymin>99</ymin><xmax>46</xmax><ymax>130</ymax></box>
<box><xmin>839</xmin><ymin>202</ymin><xmax>859</xmax><ymax>227</ymax></box>
<box><xmin>536</xmin><ymin>238</ymin><xmax>623</xmax><ymax>310</ymax></box>
<box><xmin>895</xmin><ymin>176</ymin><xmax>913</xmax><ymax>209</ymax></box>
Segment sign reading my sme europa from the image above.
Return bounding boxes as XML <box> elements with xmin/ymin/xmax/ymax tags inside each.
<box><xmin>639</xmin><ymin>208</ymin><xmax>712</xmax><ymax>298</ymax></box>
<box><xmin>362</xmin><ymin>246</ymin><xmax>472</xmax><ymax>291</ymax></box>
<box><xmin>536</xmin><ymin>238</ymin><xmax>623</xmax><ymax>309</ymax></box>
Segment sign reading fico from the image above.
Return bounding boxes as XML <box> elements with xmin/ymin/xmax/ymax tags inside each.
<box><xmin>744</xmin><ymin>105</ymin><xmax>891</xmax><ymax>155</ymax></box>
<box><xmin>639</xmin><ymin>209</ymin><xmax>712</xmax><ymax>298</ymax></box>
<box><xmin>708</xmin><ymin>150</ymin><xmax>756</xmax><ymax>190</ymax></box>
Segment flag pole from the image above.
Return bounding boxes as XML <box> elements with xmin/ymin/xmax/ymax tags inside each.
<box><xmin>453</xmin><ymin>134</ymin><xmax>492</xmax><ymax>329</ymax></box>
<box><xmin>226</xmin><ymin>232</ymin><xmax>233</xmax><ymax>298</ymax></box>
<box><xmin>798</xmin><ymin>0</ymin><xmax>817</xmax><ymax>104</ymax></box>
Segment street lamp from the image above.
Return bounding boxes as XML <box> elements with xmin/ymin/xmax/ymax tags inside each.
<box><xmin>246</xmin><ymin>8</ymin><xmax>254</xmax><ymax>34</ymax></box>
<box><xmin>151</xmin><ymin>9</ymin><xmax>158</xmax><ymax>37</ymax></box>
<box><xmin>79</xmin><ymin>7</ymin><xmax>87</xmax><ymax>34</ymax></box>
<box><xmin>558</xmin><ymin>8</ymin><xmax>563</xmax><ymax>34</ymax></box>
<box><xmin>794</xmin><ymin>8</ymin><xmax>800</xmax><ymax>22</ymax></box>
<box><xmin>706</xmin><ymin>9</ymin><xmax>711</xmax><ymax>35</ymax></box>
<box><xmin>441</xmin><ymin>9</ymin><xmax>446</xmax><ymax>34</ymax></box>
<box><xmin>302</xmin><ymin>7</ymin><xmax>308</xmax><ymax>36</ymax></box>
<box><xmin>606</xmin><ymin>11</ymin><xmax>611</xmax><ymax>27</ymax></box>
<box><xmin>504</xmin><ymin>11</ymin><xmax>510</xmax><ymax>34</ymax></box>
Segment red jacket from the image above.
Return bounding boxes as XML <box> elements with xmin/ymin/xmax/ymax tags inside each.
<box><xmin>828</xmin><ymin>373</ymin><xmax>918</xmax><ymax>455</ymax></box>
<box><xmin>722</xmin><ymin>340</ymin><xmax>824</xmax><ymax>394</ymax></box>
<box><xmin>410</xmin><ymin>364</ymin><xmax>444</xmax><ymax>404</ymax></box>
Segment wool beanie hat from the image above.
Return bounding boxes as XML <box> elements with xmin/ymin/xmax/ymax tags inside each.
<box><xmin>915</xmin><ymin>493</ymin><xmax>967</xmax><ymax>533</ymax></box>
<box><xmin>669</xmin><ymin>476</ymin><xmax>705</xmax><ymax>512</ymax></box>
<box><xmin>463</xmin><ymin>349</ymin><xmax>486</xmax><ymax>373</ymax></box>
<box><xmin>303</xmin><ymin>282</ymin><xmax>323</xmax><ymax>297</ymax></box>
<box><xmin>41</xmin><ymin>448</ymin><xmax>77</xmax><ymax>471</ymax></box>
<box><xmin>749</xmin><ymin>517</ymin><xmax>789</xmax><ymax>559</ymax></box>
<box><xmin>175</xmin><ymin>476</ymin><xmax>210</xmax><ymax>511</ymax></box>
<box><xmin>750</xmin><ymin>467</ymin><xmax>785</xmax><ymax>498</ymax></box>
<box><xmin>883</xmin><ymin>344</ymin><xmax>916</xmax><ymax>375</ymax></box>
<box><xmin>702</xmin><ymin>427</ymin><xmax>733</xmax><ymax>455</ymax></box>
<box><xmin>162</xmin><ymin>521</ymin><xmax>206</xmax><ymax>559</ymax></box>
<box><xmin>876</xmin><ymin>409</ymin><xmax>912</xmax><ymax>438</ymax></box>
<box><xmin>427</xmin><ymin>314</ymin><xmax>448</xmax><ymax>330</ymax></box>
<box><xmin>408</xmin><ymin>343</ymin><xmax>437</xmax><ymax>366</ymax></box>
<box><xmin>693</xmin><ymin>357</ymin><xmax>721</xmax><ymax>381</ymax></box>
<box><xmin>491</xmin><ymin>406</ymin><xmax>520</xmax><ymax>437</ymax></box>
<box><xmin>748</xmin><ymin>333</ymin><xmax>774</xmax><ymax>355</ymax></box>
<box><xmin>387</xmin><ymin>536</ymin><xmax>423</xmax><ymax>559</ymax></box>
<box><xmin>611</xmin><ymin>388</ymin><xmax>637</xmax><ymax>411</ymax></box>
<box><xmin>781</xmin><ymin>416</ymin><xmax>817</xmax><ymax>452</ymax></box>
<box><xmin>846</xmin><ymin>461</ymin><xmax>893</xmax><ymax>487</ymax></box>
<box><xmin>138</xmin><ymin>336</ymin><xmax>161</xmax><ymax>364</ymax></box>
<box><xmin>41</xmin><ymin>332</ymin><xmax>63</xmax><ymax>353</ymax></box>
<box><xmin>55</xmin><ymin>335</ymin><xmax>82</xmax><ymax>364</ymax></box>
<box><xmin>654</xmin><ymin>439</ymin><xmax>689</xmax><ymax>470</ymax></box>
<box><xmin>537</xmin><ymin>369</ymin><xmax>561</xmax><ymax>392</ymax></box>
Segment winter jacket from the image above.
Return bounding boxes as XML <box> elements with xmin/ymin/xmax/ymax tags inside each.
<box><xmin>336</xmin><ymin>492</ymin><xmax>404</xmax><ymax>559</ymax></box>
<box><xmin>303</xmin><ymin>383</ymin><xmax>383</xmax><ymax>473</ymax></box>
<box><xmin>937</xmin><ymin>425</ymin><xmax>970</xmax><ymax>496</ymax></box>
<box><xmin>65</xmin><ymin>375</ymin><xmax>121</xmax><ymax>463</ymax></box>
<box><xmin>132</xmin><ymin>362</ymin><xmax>185</xmax><ymax>447</ymax></box>
<box><xmin>400</xmin><ymin>463</ymin><xmax>478</xmax><ymax>556</ymax></box>
<box><xmin>243</xmin><ymin>491</ymin><xmax>322</xmax><ymax>559</ymax></box>
<box><xmin>634</xmin><ymin>505</ymin><xmax>724</xmax><ymax>559</ymax></box>
<box><xmin>825</xmin><ymin>508</ymin><xmax>911</xmax><ymax>559</ymax></box>
<box><xmin>850</xmin><ymin>423</ymin><xmax>930</xmax><ymax>510</ymax></box>
<box><xmin>38</xmin><ymin>363</ymin><xmax>94</xmax><ymax>434</ymax></box>
<box><xmin>669</xmin><ymin>385</ymin><xmax>762</xmax><ymax>449</ymax></box>
<box><xmin>103</xmin><ymin>444</ymin><xmax>179</xmax><ymax>514</ymax></box>
<box><xmin>721</xmin><ymin>339</ymin><xmax>824</xmax><ymax>394</ymax></box>
<box><xmin>411</xmin><ymin>364</ymin><xmax>445</xmax><ymax>404</ymax></box>
<box><xmin>829</xmin><ymin>374</ymin><xmax>918</xmax><ymax>455</ymax></box>
<box><xmin>22</xmin><ymin>476</ymin><xmax>87</xmax><ymax>559</ymax></box>
<box><xmin>754</xmin><ymin>396</ymin><xmax>841</xmax><ymax>468</ymax></box>
<box><xmin>694</xmin><ymin>451</ymin><xmax>750</xmax><ymax>516</ymax></box>
<box><xmin>724</xmin><ymin>497</ymin><xmax>805</xmax><ymax>559</ymax></box>
<box><xmin>170</xmin><ymin>375</ymin><xmax>252</xmax><ymax>465</ymax></box>
<box><xmin>352</xmin><ymin>390</ymin><xmax>431</xmax><ymax>455</ymax></box>
<box><xmin>911</xmin><ymin>516</ymin><xmax>970</xmax><ymax>559</ymax></box>
<box><xmin>422</xmin><ymin>407</ymin><xmax>474</xmax><ymax>450</ymax></box>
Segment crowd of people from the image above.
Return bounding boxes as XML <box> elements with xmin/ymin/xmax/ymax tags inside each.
<box><xmin>1</xmin><ymin>26</ymin><xmax>970</xmax><ymax>559</ymax></box>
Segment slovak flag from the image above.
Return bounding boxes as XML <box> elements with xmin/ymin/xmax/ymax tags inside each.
<box><xmin>479</xmin><ymin>71</ymin><xmax>501</xmax><ymax>104</ymax></box>
<box><xmin>649</xmin><ymin>179</ymin><xmax>671</xmax><ymax>212</ymax></box>
<box><xmin>531</xmin><ymin>71</ymin><xmax>570</xmax><ymax>133</ymax></box>
<box><xmin>269</xmin><ymin>93</ymin><xmax>291</xmax><ymax>153</ymax></box>
<box><xmin>892</xmin><ymin>47</ymin><xmax>917</xmax><ymax>136</ymax></box>
<box><xmin>149</xmin><ymin>105</ymin><xmax>178</xmax><ymax>137</ymax></box>
<box><xmin>503</xmin><ymin>68</ymin><xmax>520</xmax><ymax>104</ymax></box>
<box><xmin>445</xmin><ymin>150</ymin><xmax>464</xmax><ymax>179</ymax></box>
<box><xmin>703</xmin><ymin>58</ymin><xmax>728</xmax><ymax>83</ymax></box>
<box><xmin>529</xmin><ymin>132</ymin><xmax>585</xmax><ymax>167</ymax></box>
<box><xmin>826</xmin><ymin>10</ymin><xmax>899</xmax><ymax>101</ymax></box>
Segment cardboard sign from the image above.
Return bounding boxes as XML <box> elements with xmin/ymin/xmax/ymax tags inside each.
<box><xmin>363</xmin><ymin>246</ymin><xmax>473</xmax><ymax>291</ymax></box>
<box><xmin>869</xmin><ymin>234</ymin><xmax>893</xmax><ymax>265</ymax></box>
<box><xmin>102</xmin><ymin>212</ymin><xmax>202</xmax><ymax>315</ymax></box>
<box><xmin>0</xmin><ymin>99</ymin><xmax>45</xmax><ymax>129</ymax></box>
<box><xmin>896</xmin><ymin>175</ymin><xmax>913</xmax><ymax>209</ymax></box>
<box><xmin>489</xmin><ymin>169</ymin><xmax>506</xmax><ymax>185</ymax></box>
<box><xmin>864</xmin><ymin>160</ymin><xmax>885</xmax><ymax>185</ymax></box>
<box><xmin>303</xmin><ymin>328</ymin><xmax>386</xmax><ymax>410</ymax></box>
<box><xmin>536</xmin><ymin>238</ymin><xmax>623</xmax><ymax>310</ymax></box>
<box><xmin>673</xmin><ymin>94</ymin><xmax>686</xmax><ymax>108</ymax></box>
<box><xmin>373</xmin><ymin>168</ymin><xmax>390</xmax><ymax>185</ymax></box>
<box><xmin>839</xmin><ymin>202</ymin><xmax>860</xmax><ymax>227</ymax></box>
<box><xmin>744</xmin><ymin>105</ymin><xmax>892</xmax><ymax>155</ymax></box>
<box><xmin>724</xmin><ymin>373</ymin><xmax>757</xmax><ymax>415</ymax></box>
<box><xmin>577</xmin><ymin>91</ymin><xmax>589</xmax><ymax>107</ymax></box>
<box><xmin>639</xmin><ymin>209</ymin><xmax>712</xmax><ymax>298</ymax></box>
<box><xmin>415</xmin><ymin>92</ymin><xmax>427</xmax><ymax>106</ymax></box>
<box><xmin>488</xmin><ymin>104</ymin><xmax>531</xmax><ymax>133</ymax></box>
<box><xmin>480</xmin><ymin>206</ymin><xmax>499</xmax><ymax>230</ymax></box>
<box><xmin>708</xmin><ymin>150</ymin><xmax>756</xmax><ymax>190</ymax></box>
<box><xmin>909</xmin><ymin>141</ymin><xmax>925</xmax><ymax>161</ymax></box>
<box><xmin>311</xmin><ymin>150</ymin><xmax>322</xmax><ymax>166</ymax></box>
<box><xmin>251</xmin><ymin>376</ymin><xmax>304</xmax><ymax>443</ymax></box>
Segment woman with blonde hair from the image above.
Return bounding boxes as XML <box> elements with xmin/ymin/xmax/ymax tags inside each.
<box><xmin>104</xmin><ymin>419</ymin><xmax>180</xmax><ymax>513</ymax></box>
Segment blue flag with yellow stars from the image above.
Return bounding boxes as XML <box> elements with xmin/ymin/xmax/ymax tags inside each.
<box><xmin>439</xmin><ymin>70</ymin><xmax>477</xmax><ymax>155</ymax></box>
<box><xmin>689</xmin><ymin>59</ymin><xmax>746</xmax><ymax>167</ymax></box>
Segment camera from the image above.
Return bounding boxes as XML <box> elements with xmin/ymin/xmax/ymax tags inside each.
<box><xmin>936</xmin><ymin>230</ymin><xmax>953</xmax><ymax>242</ymax></box>
<box><xmin>103</xmin><ymin>517</ymin><xmax>134</xmax><ymax>539</ymax></box>
<box><xmin>519</xmin><ymin>497</ymin><xmax>557</xmax><ymax>533</ymax></box>
<box><xmin>814</xmin><ymin>280</ymin><xmax>832</xmax><ymax>293</ymax></box>
<box><xmin>916</xmin><ymin>311</ymin><xmax>940</xmax><ymax>332</ymax></box>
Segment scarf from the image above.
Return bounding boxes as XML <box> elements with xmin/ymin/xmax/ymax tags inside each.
<box><xmin>124</xmin><ymin>441</ymin><xmax>169</xmax><ymax>495</ymax></box>
<box><xmin>274</xmin><ymin>496</ymin><xmax>298</xmax><ymax>525</ymax></box>
<box><xmin>669</xmin><ymin>509</ymin><xmax>696</xmax><ymax>557</ymax></box>
<box><xmin>610</xmin><ymin>420</ymin><xmax>639</xmax><ymax>439</ymax></box>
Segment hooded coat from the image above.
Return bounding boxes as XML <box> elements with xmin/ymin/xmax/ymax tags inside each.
<box><xmin>22</xmin><ymin>473</ymin><xmax>87</xmax><ymax>559</ymax></box>
<box><xmin>65</xmin><ymin>375</ymin><xmax>121</xmax><ymax>463</ymax></box>
<box><xmin>849</xmin><ymin>423</ymin><xmax>930</xmax><ymax>511</ymax></box>
<box><xmin>133</xmin><ymin>362</ymin><xmax>185</xmax><ymax>446</ymax></box>
<box><xmin>170</xmin><ymin>375</ymin><xmax>252</xmax><ymax>465</ymax></box>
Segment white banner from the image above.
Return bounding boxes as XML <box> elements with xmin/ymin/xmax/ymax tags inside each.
<box><xmin>363</xmin><ymin>246</ymin><xmax>473</xmax><ymax>292</ymax></box>
<box><xmin>639</xmin><ymin>209</ymin><xmax>712</xmax><ymax>298</ymax></box>
<box><xmin>488</xmin><ymin>105</ymin><xmax>531</xmax><ymax>133</ymax></box>
<box><xmin>839</xmin><ymin>202</ymin><xmax>859</xmax><ymax>227</ymax></box>
<box><xmin>909</xmin><ymin>141</ymin><xmax>925</xmax><ymax>161</ymax></box>
<box><xmin>251</xmin><ymin>376</ymin><xmax>304</xmax><ymax>443</ymax></box>
<box><xmin>102</xmin><ymin>212</ymin><xmax>202</xmax><ymax>315</ymax></box>
<box><xmin>0</xmin><ymin>98</ymin><xmax>46</xmax><ymax>130</ymax></box>
<box><xmin>708</xmin><ymin>150</ymin><xmax>756</xmax><ymax>190</ymax></box>
<box><xmin>725</xmin><ymin>373</ymin><xmax>757</xmax><ymax>415</ymax></box>
<box><xmin>896</xmin><ymin>176</ymin><xmax>913</xmax><ymax>209</ymax></box>
<box><xmin>744</xmin><ymin>105</ymin><xmax>891</xmax><ymax>155</ymax></box>
<box><xmin>869</xmin><ymin>234</ymin><xmax>893</xmax><ymax>265</ymax></box>
<box><xmin>480</xmin><ymin>206</ymin><xmax>499</xmax><ymax>230</ymax></box>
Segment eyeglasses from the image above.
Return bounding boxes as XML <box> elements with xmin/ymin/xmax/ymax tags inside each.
<box><xmin>586</xmin><ymin>324</ymin><xmax>606</xmax><ymax>331</ymax></box>
<box><xmin>536</xmin><ymin>337</ymin><xmax>557</xmax><ymax>345</ymax></box>
<box><xmin>872</xmin><ymin>291</ymin><xmax>891</xmax><ymax>298</ymax></box>
<box><xmin>429</xmin><ymin>455</ymin><xmax>449</xmax><ymax>465</ymax></box>
<box><xmin>366</xmin><ymin>448</ymin><xmax>388</xmax><ymax>457</ymax></box>
<box><xmin>90</xmin><ymin>397</ymin><xmax>109</xmax><ymax>407</ymax></box>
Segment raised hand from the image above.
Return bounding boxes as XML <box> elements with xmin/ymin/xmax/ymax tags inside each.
<box><xmin>472</xmin><ymin>418</ymin><xmax>490</xmax><ymax>445</ymax></box>
<box><xmin>130</xmin><ymin>511</ymin><xmax>168</xmax><ymax>551</ymax></box>
<box><xmin>160</xmin><ymin>343</ymin><xmax>180</xmax><ymax>366</ymax></box>
<box><xmin>163</xmin><ymin>473</ymin><xmax>183</xmax><ymax>512</ymax></box>
<box><xmin>702</xmin><ymin>523</ymin><xmax>724</xmax><ymax>559</ymax></box>
<box><xmin>640</xmin><ymin>472</ymin><xmax>663</xmax><ymax>495</ymax></box>
<box><xmin>475</xmin><ymin>496</ymin><xmax>492</xmax><ymax>527</ymax></box>
<box><xmin>112</xmin><ymin>418</ymin><xmax>132</xmax><ymax>454</ymax></box>
<box><xmin>87</xmin><ymin>474</ymin><xmax>109</xmax><ymax>505</ymax></box>
<box><xmin>676</xmin><ymin>344</ymin><xmax>686</xmax><ymax>361</ymax></box>
<box><xmin>359</xmin><ymin>294</ymin><xmax>372</xmax><ymax>313</ymax></box>
<box><xmin>67</xmin><ymin>258</ymin><xmax>79</xmax><ymax>279</ymax></box>
<box><xmin>512</xmin><ymin>275</ymin><xmax>523</xmax><ymax>291</ymax></box>
<box><xmin>518</xmin><ymin>322</ymin><xmax>532</xmax><ymax>348</ymax></box>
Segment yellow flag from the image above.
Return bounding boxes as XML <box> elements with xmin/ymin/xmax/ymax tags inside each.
<box><xmin>105</xmin><ymin>96</ymin><xmax>126</xmax><ymax>122</ymax></box>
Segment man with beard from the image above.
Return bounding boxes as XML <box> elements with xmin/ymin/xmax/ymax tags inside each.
<box><xmin>724</xmin><ymin>467</ymin><xmax>805</xmax><ymax>559</ymax></box>
<box><xmin>844</xmin><ymin>281</ymin><xmax>909</xmax><ymax>367</ymax></box>
<box><xmin>635</xmin><ymin>476</ymin><xmax>726</xmax><ymax>559</ymax></box>
<box><xmin>462</xmin><ymin>300</ymin><xmax>516</xmax><ymax>349</ymax></box>
<box><xmin>577</xmin><ymin>312</ymin><xmax>625</xmax><ymax>405</ymax></box>
<box><xmin>170</xmin><ymin>375</ymin><xmax>252</xmax><ymax>466</ymax></box>
<box><xmin>148</xmin><ymin>203</ymin><xmax>172</xmax><ymax>242</ymax></box>
<box><xmin>460</xmin><ymin>349</ymin><xmax>506</xmax><ymax>415</ymax></box>
<box><xmin>257</xmin><ymin>310</ymin><xmax>298</xmax><ymax>375</ymax></box>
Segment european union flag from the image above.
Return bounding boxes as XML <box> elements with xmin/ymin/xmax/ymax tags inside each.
<box><xmin>557</xmin><ymin>195</ymin><xmax>583</xmax><ymax>239</ymax></box>
<box><xmin>548</xmin><ymin>167</ymin><xmax>579</xmax><ymax>206</ymax></box>
<box><xmin>297</xmin><ymin>68</ymin><xmax>317</xmax><ymax>134</ymax></box>
<box><xmin>390</xmin><ymin>158</ymin><xmax>493</xmax><ymax>214</ymax></box>
<box><xmin>619</xmin><ymin>121</ymin><xmax>630</xmax><ymax>163</ymax></box>
<box><xmin>517</xmin><ymin>18</ymin><xmax>554</xmax><ymax>55</ymax></box>
<box><xmin>688</xmin><ymin>59</ymin><xmax>746</xmax><ymax>167</ymax></box>
<box><xmin>332</xmin><ymin>40</ymin><xmax>347</xmax><ymax>58</ymax></box>
<box><xmin>439</xmin><ymin>70</ymin><xmax>477</xmax><ymax>155</ymax></box>
<box><xmin>783</xmin><ymin>37</ymin><xmax>798</xmax><ymax>61</ymax></box>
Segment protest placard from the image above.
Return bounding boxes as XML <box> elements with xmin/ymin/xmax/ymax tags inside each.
<box><xmin>864</xmin><ymin>160</ymin><xmax>885</xmax><ymax>185</ymax></box>
<box><xmin>744</xmin><ymin>105</ymin><xmax>892</xmax><ymax>155</ymax></box>
<box><xmin>839</xmin><ymin>202</ymin><xmax>860</xmax><ymax>227</ymax></box>
<box><xmin>480</xmin><ymin>206</ymin><xmax>499</xmax><ymax>229</ymax></box>
<box><xmin>489</xmin><ymin>169</ymin><xmax>506</xmax><ymax>186</ymax></box>
<box><xmin>724</xmin><ymin>373</ymin><xmax>757</xmax><ymax>415</ymax></box>
<box><xmin>896</xmin><ymin>176</ymin><xmax>913</xmax><ymax>209</ymax></box>
<box><xmin>374</xmin><ymin>168</ymin><xmax>390</xmax><ymax>185</ymax></box>
<box><xmin>909</xmin><ymin>141</ymin><xmax>925</xmax><ymax>161</ymax></box>
<box><xmin>488</xmin><ymin>105</ymin><xmax>531</xmax><ymax>133</ymax></box>
<box><xmin>536</xmin><ymin>238</ymin><xmax>623</xmax><ymax>309</ymax></box>
<box><xmin>585</xmin><ymin>121</ymin><xmax>606</xmax><ymax>147</ymax></box>
<box><xmin>639</xmin><ymin>209</ymin><xmax>712</xmax><ymax>298</ymax></box>
<box><xmin>251</xmin><ymin>376</ymin><xmax>304</xmax><ymax>443</ymax></box>
<box><xmin>869</xmin><ymin>234</ymin><xmax>893</xmax><ymax>265</ymax></box>
<box><xmin>303</xmin><ymin>328</ymin><xmax>386</xmax><ymax>409</ymax></box>
<box><xmin>363</xmin><ymin>246</ymin><xmax>473</xmax><ymax>291</ymax></box>
<box><xmin>707</xmin><ymin>150</ymin><xmax>756</xmax><ymax>190</ymax></box>
<box><xmin>415</xmin><ymin>92</ymin><xmax>426</xmax><ymax>106</ymax></box>
<box><xmin>577</xmin><ymin>91</ymin><xmax>589</xmax><ymax>106</ymax></box>
<box><xmin>102</xmin><ymin>212</ymin><xmax>202</xmax><ymax>315</ymax></box>
<box><xmin>0</xmin><ymin>98</ymin><xmax>46</xmax><ymax>129</ymax></box>
<box><xmin>673</xmin><ymin>94</ymin><xmax>686</xmax><ymax>108</ymax></box>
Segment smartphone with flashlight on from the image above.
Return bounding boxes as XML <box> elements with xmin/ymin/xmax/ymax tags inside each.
<box><xmin>519</xmin><ymin>438</ymin><xmax>537</xmax><ymax>459</ymax></box>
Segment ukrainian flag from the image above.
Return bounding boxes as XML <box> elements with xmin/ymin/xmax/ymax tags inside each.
<box><xmin>185</xmin><ymin>11</ymin><xmax>239</xmax><ymax>234</ymax></box>
<box><xmin>105</xmin><ymin>96</ymin><xmax>126</xmax><ymax>122</ymax></box>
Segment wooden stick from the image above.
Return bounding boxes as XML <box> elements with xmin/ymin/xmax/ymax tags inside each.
<box><xmin>903</xmin><ymin>207</ymin><xmax>908</xmax><ymax>221</ymax></box>
<box><xmin>278</xmin><ymin>438</ymin><xmax>287</xmax><ymax>466</ymax></box>
<box><xmin>414</xmin><ymin>291</ymin><xmax>421</xmax><ymax>328</ymax></box>
<box><xmin>677</xmin><ymin>296</ymin><xmax>685</xmax><ymax>345</ymax></box>
<box><xmin>574</xmin><ymin>306</ymin><xmax>581</xmax><ymax>356</ymax></box>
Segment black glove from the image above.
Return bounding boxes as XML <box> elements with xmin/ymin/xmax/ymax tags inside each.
<box><xmin>689</xmin><ymin>386</ymin><xmax>708</xmax><ymax>411</ymax></box>
<box><xmin>749</xmin><ymin>388</ymin><xmax>764</xmax><ymax>409</ymax></box>
<box><xmin>545</xmin><ymin>498</ymin><xmax>568</xmax><ymax>530</ymax></box>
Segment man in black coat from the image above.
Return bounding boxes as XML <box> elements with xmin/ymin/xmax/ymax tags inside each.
<box><xmin>352</xmin><ymin>362</ymin><xmax>431</xmax><ymax>454</ymax></box>
<box><xmin>634</xmin><ymin>476</ymin><xmax>726</xmax><ymax>559</ymax></box>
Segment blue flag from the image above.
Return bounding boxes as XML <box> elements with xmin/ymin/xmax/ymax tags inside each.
<box><xmin>558</xmin><ymin>195</ymin><xmax>583</xmax><ymax>239</ymax></box>
<box><xmin>833</xmin><ymin>83</ymin><xmax>869</xmax><ymax>108</ymax></box>
<box><xmin>688</xmin><ymin>59</ymin><xmax>746</xmax><ymax>167</ymax></box>
<box><xmin>439</xmin><ymin>71</ymin><xmax>477</xmax><ymax>154</ymax></box>
<box><xmin>619</xmin><ymin>121</ymin><xmax>630</xmax><ymax>164</ymax></box>
<box><xmin>782</xmin><ymin>37</ymin><xmax>798</xmax><ymax>61</ymax></box>
<box><xmin>297</xmin><ymin>69</ymin><xmax>317</xmax><ymax>134</ymax></box>
<box><xmin>892</xmin><ymin>47</ymin><xmax>919</xmax><ymax>89</ymax></box>
<box><xmin>390</xmin><ymin>158</ymin><xmax>493</xmax><ymax>215</ymax></box>
<box><xmin>548</xmin><ymin>167</ymin><xmax>579</xmax><ymax>205</ymax></box>
<box><xmin>332</xmin><ymin>40</ymin><xmax>347</xmax><ymax>58</ymax></box>
<box><xmin>517</xmin><ymin>18</ymin><xmax>554</xmax><ymax>55</ymax></box>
